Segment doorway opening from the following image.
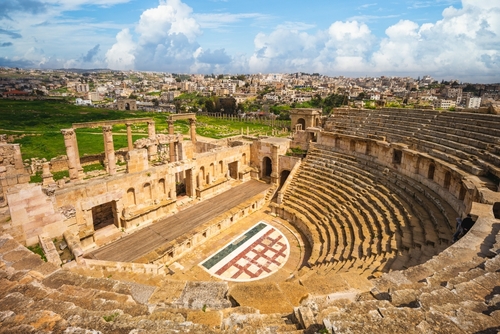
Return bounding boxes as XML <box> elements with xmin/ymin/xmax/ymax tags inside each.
<box><xmin>92</xmin><ymin>201</ymin><xmax>116</xmax><ymax>230</ymax></box>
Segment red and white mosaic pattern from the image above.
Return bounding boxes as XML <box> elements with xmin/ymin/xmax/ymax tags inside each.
<box><xmin>201</xmin><ymin>222</ymin><xmax>290</xmax><ymax>282</ymax></box>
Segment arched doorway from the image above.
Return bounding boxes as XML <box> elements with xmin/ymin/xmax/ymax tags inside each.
<box><xmin>262</xmin><ymin>157</ymin><xmax>272</xmax><ymax>179</ymax></box>
<box><xmin>125</xmin><ymin>103</ymin><xmax>131</xmax><ymax>110</ymax></box>
<box><xmin>297</xmin><ymin>118</ymin><xmax>306</xmax><ymax>130</ymax></box>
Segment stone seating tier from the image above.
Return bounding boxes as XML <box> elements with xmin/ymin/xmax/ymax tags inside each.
<box><xmin>0</xmin><ymin>234</ymin><xmax>304</xmax><ymax>333</ymax></box>
<box><xmin>296</xmin><ymin>167</ymin><xmax>382</xmax><ymax>253</ymax></box>
<box><xmin>315</xmin><ymin>146</ymin><xmax>458</xmax><ymax>224</ymax></box>
<box><xmin>280</xmin><ymin>145</ymin><xmax>455</xmax><ymax>273</ymax></box>
<box><xmin>316</xmin><ymin>220</ymin><xmax>500</xmax><ymax>333</ymax></box>
<box><xmin>309</xmin><ymin>147</ymin><xmax>454</xmax><ymax>243</ymax></box>
<box><xmin>324</xmin><ymin>109</ymin><xmax>500</xmax><ymax>176</ymax></box>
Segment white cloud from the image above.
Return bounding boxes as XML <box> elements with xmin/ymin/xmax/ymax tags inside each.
<box><xmin>105</xmin><ymin>28</ymin><xmax>135</xmax><ymax>70</ymax></box>
<box><xmin>105</xmin><ymin>0</ymin><xmax>252</xmax><ymax>72</ymax></box>
<box><xmin>249</xmin><ymin>21</ymin><xmax>374</xmax><ymax>74</ymax></box>
<box><xmin>136</xmin><ymin>0</ymin><xmax>200</xmax><ymax>44</ymax></box>
<box><xmin>371</xmin><ymin>2</ymin><xmax>500</xmax><ymax>80</ymax></box>
<box><xmin>275</xmin><ymin>21</ymin><xmax>316</xmax><ymax>31</ymax></box>
<box><xmin>247</xmin><ymin>1</ymin><xmax>500</xmax><ymax>81</ymax></box>
<box><xmin>194</xmin><ymin>13</ymin><xmax>269</xmax><ymax>30</ymax></box>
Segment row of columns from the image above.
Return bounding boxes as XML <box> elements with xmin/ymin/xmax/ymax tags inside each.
<box><xmin>61</xmin><ymin>118</ymin><xmax>194</xmax><ymax>181</ymax></box>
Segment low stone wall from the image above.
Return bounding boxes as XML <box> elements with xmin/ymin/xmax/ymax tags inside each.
<box><xmin>196</xmin><ymin>178</ymin><xmax>231</xmax><ymax>200</ymax></box>
<box><xmin>47</xmin><ymin>150</ymin><xmax>129</xmax><ymax>173</ymax></box>
<box><xmin>39</xmin><ymin>234</ymin><xmax>62</xmax><ymax>266</ymax></box>
<box><xmin>76</xmin><ymin>258</ymin><xmax>166</xmax><ymax>275</ymax></box>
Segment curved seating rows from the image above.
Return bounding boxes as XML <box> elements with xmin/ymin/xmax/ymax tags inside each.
<box><xmin>325</xmin><ymin>108</ymin><xmax>500</xmax><ymax>179</ymax></box>
<box><xmin>281</xmin><ymin>145</ymin><xmax>456</xmax><ymax>274</ymax></box>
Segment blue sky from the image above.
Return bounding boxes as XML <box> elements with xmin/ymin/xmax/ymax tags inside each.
<box><xmin>1</xmin><ymin>0</ymin><xmax>499</xmax><ymax>82</ymax></box>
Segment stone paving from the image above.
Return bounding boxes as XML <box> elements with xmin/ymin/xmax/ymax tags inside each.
<box><xmin>200</xmin><ymin>221</ymin><xmax>290</xmax><ymax>282</ymax></box>
<box><xmin>167</xmin><ymin>209</ymin><xmax>306</xmax><ymax>284</ymax></box>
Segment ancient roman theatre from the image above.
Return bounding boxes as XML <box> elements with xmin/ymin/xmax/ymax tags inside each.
<box><xmin>1</xmin><ymin>108</ymin><xmax>500</xmax><ymax>332</ymax></box>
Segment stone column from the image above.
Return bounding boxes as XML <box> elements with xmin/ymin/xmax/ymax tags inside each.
<box><xmin>189</xmin><ymin>118</ymin><xmax>197</xmax><ymax>144</ymax></box>
<box><xmin>169</xmin><ymin>173</ymin><xmax>177</xmax><ymax>200</ymax></box>
<box><xmin>61</xmin><ymin>128</ymin><xmax>80</xmax><ymax>180</ymax></box>
<box><xmin>72</xmin><ymin>131</ymin><xmax>83</xmax><ymax>177</ymax></box>
<box><xmin>102</xmin><ymin>126</ymin><xmax>116</xmax><ymax>175</ymax></box>
<box><xmin>271</xmin><ymin>144</ymin><xmax>279</xmax><ymax>185</ymax></box>
<box><xmin>148</xmin><ymin>121</ymin><xmax>156</xmax><ymax>138</ymax></box>
<box><xmin>126</xmin><ymin>123</ymin><xmax>133</xmax><ymax>151</ymax></box>
<box><xmin>168</xmin><ymin>120</ymin><xmax>176</xmax><ymax>163</ymax></box>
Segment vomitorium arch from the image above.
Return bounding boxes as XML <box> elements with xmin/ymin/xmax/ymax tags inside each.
<box><xmin>1</xmin><ymin>107</ymin><xmax>500</xmax><ymax>333</ymax></box>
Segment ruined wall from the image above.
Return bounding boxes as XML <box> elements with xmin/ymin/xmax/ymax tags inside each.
<box><xmin>40</xmin><ymin>142</ymin><xmax>254</xmax><ymax>248</ymax></box>
<box><xmin>6</xmin><ymin>184</ymin><xmax>65</xmax><ymax>246</ymax></box>
<box><xmin>0</xmin><ymin>142</ymin><xmax>30</xmax><ymax>206</ymax></box>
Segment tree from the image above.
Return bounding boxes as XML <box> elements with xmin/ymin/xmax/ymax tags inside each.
<box><xmin>219</xmin><ymin>97</ymin><xmax>237</xmax><ymax>114</ymax></box>
<box><xmin>205</xmin><ymin>99</ymin><xmax>215</xmax><ymax>113</ymax></box>
<box><xmin>237</xmin><ymin>102</ymin><xmax>246</xmax><ymax>112</ymax></box>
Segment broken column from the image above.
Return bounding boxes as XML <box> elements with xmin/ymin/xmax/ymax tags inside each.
<box><xmin>147</xmin><ymin>121</ymin><xmax>158</xmax><ymax>161</ymax></box>
<box><xmin>61</xmin><ymin>128</ymin><xmax>81</xmax><ymax>181</ymax></box>
<box><xmin>102</xmin><ymin>125</ymin><xmax>116</xmax><ymax>175</ymax></box>
<box><xmin>41</xmin><ymin>162</ymin><xmax>54</xmax><ymax>186</ymax></box>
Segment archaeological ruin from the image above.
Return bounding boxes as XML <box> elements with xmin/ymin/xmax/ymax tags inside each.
<box><xmin>0</xmin><ymin>107</ymin><xmax>500</xmax><ymax>333</ymax></box>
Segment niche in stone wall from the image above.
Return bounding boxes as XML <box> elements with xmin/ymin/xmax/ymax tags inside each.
<box><xmin>393</xmin><ymin>149</ymin><xmax>402</xmax><ymax>164</ymax></box>
<box><xmin>262</xmin><ymin>157</ymin><xmax>272</xmax><ymax>178</ymax></box>
<box><xmin>444</xmin><ymin>172</ymin><xmax>451</xmax><ymax>190</ymax></box>
<box><xmin>428</xmin><ymin>164</ymin><xmax>435</xmax><ymax>180</ymax></box>
<box><xmin>229</xmin><ymin>161</ymin><xmax>239</xmax><ymax>179</ymax></box>
<box><xmin>92</xmin><ymin>201</ymin><xmax>116</xmax><ymax>230</ymax></box>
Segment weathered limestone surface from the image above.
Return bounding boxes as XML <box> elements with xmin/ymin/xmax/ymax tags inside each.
<box><xmin>1</xmin><ymin>109</ymin><xmax>500</xmax><ymax>332</ymax></box>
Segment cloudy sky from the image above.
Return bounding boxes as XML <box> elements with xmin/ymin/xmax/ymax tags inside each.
<box><xmin>1</xmin><ymin>0</ymin><xmax>499</xmax><ymax>82</ymax></box>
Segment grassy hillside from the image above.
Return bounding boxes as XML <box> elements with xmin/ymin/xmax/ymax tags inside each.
<box><xmin>0</xmin><ymin>99</ymin><xmax>287</xmax><ymax>160</ymax></box>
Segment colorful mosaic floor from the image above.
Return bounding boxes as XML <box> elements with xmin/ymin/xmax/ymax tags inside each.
<box><xmin>200</xmin><ymin>221</ymin><xmax>290</xmax><ymax>282</ymax></box>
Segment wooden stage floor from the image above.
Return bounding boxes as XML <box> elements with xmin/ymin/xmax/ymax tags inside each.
<box><xmin>86</xmin><ymin>180</ymin><xmax>271</xmax><ymax>262</ymax></box>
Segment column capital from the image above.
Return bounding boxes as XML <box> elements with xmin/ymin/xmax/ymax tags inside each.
<box><xmin>102</xmin><ymin>125</ymin><xmax>112</xmax><ymax>133</ymax></box>
<box><xmin>61</xmin><ymin>128</ymin><xmax>75</xmax><ymax>137</ymax></box>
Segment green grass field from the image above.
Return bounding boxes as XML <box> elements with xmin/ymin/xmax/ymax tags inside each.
<box><xmin>0</xmin><ymin>99</ymin><xmax>288</xmax><ymax>160</ymax></box>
